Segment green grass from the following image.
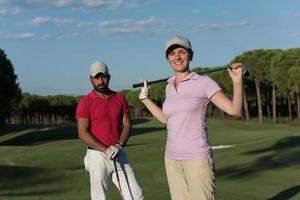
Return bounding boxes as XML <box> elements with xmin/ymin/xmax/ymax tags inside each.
<box><xmin>0</xmin><ymin>118</ymin><xmax>300</xmax><ymax>200</ymax></box>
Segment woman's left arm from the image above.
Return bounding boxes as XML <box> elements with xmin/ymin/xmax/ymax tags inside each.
<box><xmin>210</xmin><ymin>63</ymin><xmax>243</xmax><ymax>117</ymax></box>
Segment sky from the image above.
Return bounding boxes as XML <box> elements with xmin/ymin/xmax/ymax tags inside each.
<box><xmin>1</xmin><ymin>0</ymin><xmax>300</xmax><ymax>96</ymax></box>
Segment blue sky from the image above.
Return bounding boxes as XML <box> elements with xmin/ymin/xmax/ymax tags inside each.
<box><xmin>1</xmin><ymin>0</ymin><xmax>300</xmax><ymax>96</ymax></box>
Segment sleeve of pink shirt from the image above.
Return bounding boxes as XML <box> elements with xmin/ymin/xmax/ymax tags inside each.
<box><xmin>202</xmin><ymin>75</ymin><xmax>222</xmax><ymax>99</ymax></box>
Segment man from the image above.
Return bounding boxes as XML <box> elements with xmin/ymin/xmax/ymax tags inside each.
<box><xmin>76</xmin><ymin>61</ymin><xmax>143</xmax><ymax>200</ymax></box>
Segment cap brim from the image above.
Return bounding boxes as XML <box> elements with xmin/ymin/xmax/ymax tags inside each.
<box><xmin>166</xmin><ymin>44</ymin><xmax>190</xmax><ymax>56</ymax></box>
<box><xmin>91</xmin><ymin>72</ymin><xmax>109</xmax><ymax>77</ymax></box>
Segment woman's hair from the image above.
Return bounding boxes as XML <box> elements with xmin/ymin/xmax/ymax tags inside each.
<box><xmin>166</xmin><ymin>44</ymin><xmax>194</xmax><ymax>61</ymax></box>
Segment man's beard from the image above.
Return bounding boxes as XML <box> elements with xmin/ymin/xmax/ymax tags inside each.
<box><xmin>93</xmin><ymin>84</ymin><xmax>110</xmax><ymax>94</ymax></box>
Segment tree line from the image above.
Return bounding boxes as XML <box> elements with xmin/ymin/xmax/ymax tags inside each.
<box><xmin>1</xmin><ymin>48</ymin><xmax>300</xmax><ymax>127</ymax></box>
<box><xmin>7</xmin><ymin>93</ymin><xmax>81</xmax><ymax>125</ymax></box>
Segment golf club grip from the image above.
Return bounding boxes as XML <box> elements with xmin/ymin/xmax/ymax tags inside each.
<box><xmin>132</xmin><ymin>78</ymin><xmax>169</xmax><ymax>88</ymax></box>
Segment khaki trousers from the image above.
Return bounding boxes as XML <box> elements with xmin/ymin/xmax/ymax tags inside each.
<box><xmin>165</xmin><ymin>155</ymin><xmax>215</xmax><ymax>200</ymax></box>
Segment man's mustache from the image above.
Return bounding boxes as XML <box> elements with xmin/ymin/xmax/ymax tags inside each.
<box><xmin>96</xmin><ymin>84</ymin><xmax>106</xmax><ymax>88</ymax></box>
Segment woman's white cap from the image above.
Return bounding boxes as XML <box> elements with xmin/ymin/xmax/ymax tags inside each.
<box><xmin>165</xmin><ymin>35</ymin><xmax>192</xmax><ymax>53</ymax></box>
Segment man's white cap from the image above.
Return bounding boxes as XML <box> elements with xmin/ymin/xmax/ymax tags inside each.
<box><xmin>165</xmin><ymin>35</ymin><xmax>192</xmax><ymax>53</ymax></box>
<box><xmin>90</xmin><ymin>61</ymin><xmax>110</xmax><ymax>77</ymax></box>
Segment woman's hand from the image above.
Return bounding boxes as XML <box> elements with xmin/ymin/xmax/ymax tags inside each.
<box><xmin>228</xmin><ymin>63</ymin><xmax>243</xmax><ymax>84</ymax></box>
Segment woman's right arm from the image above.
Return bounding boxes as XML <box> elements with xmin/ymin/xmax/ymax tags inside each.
<box><xmin>141</xmin><ymin>98</ymin><xmax>167</xmax><ymax>124</ymax></box>
<box><xmin>139</xmin><ymin>80</ymin><xmax>167</xmax><ymax>124</ymax></box>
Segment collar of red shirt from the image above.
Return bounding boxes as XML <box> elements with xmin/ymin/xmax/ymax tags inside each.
<box><xmin>90</xmin><ymin>90</ymin><xmax>116</xmax><ymax>99</ymax></box>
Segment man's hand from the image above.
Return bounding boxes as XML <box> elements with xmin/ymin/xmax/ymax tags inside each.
<box><xmin>139</xmin><ymin>80</ymin><xmax>150</xmax><ymax>100</ymax></box>
<box><xmin>105</xmin><ymin>144</ymin><xmax>123</xmax><ymax>160</ymax></box>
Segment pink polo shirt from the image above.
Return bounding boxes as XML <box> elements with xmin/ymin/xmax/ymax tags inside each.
<box><xmin>76</xmin><ymin>90</ymin><xmax>129</xmax><ymax>147</ymax></box>
<box><xmin>162</xmin><ymin>72</ymin><xmax>221</xmax><ymax>160</ymax></box>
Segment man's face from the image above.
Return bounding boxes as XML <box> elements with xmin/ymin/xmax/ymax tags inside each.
<box><xmin>91</xmin><ymin>73</ymin><xmax>110</xmax><ymax>93</ymax></box>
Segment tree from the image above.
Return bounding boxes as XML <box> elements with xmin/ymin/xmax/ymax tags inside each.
<box><xmin>126</xmin><ymin>90</ymin><xmax>145</xmax><ymax>117</ymax></box>
<box><xmin>288</xmin><ymin>65</ymin><xmax>300</xmax><ymax>123</ymax></box>
<box><xmin>14</xmin><ymin>93</ymin><xmax>80</xmax><ymax>125</ymax></box>
<box><xmin>208</xmin><ymin>66</ymin><xmax>232</xmax><ymax>118</ymax></box>
<box><xmin>0</xmin><ymin>49</ymin><xmax>21</xmax><ymax>127</ymax></box>
<box><xmin>234</xmin><ymin>49</ymin><xmax>279</xmax><ymax>123</ymax></box>
<box><xmin>265</xmin><ymin>50</ymin><xmax>284</xmax><ymax>123</ymax></box>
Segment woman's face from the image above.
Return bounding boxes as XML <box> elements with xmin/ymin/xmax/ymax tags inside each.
<box><xmin>167</xmin><ymin>47</ymin><xmax>190</xmax><ymax>73</ymax></box>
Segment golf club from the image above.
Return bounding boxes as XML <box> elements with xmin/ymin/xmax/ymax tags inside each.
<box><xmin>132</xmin><ymin>64</ymin><xmax>249</xmax><ymax>88</ymax></box>
<box><xmin>113</xmin><ymin>158</ymin><xmax>124</xmax><ymax>200</ymax></box>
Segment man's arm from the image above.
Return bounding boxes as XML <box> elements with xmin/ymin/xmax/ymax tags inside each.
<box><xmin>118</xmin><ymin>112</ymin><xmax>131</xmax><ymax>146</ymax></box>
<box><xmin>77</xmin><ymin>118</ymin><xmax>108</xmax><ymax>153</ymax></box>
<box><xmin>104</xmin><ymin>112</ymin><xmax>130</xmax><ymax>160</ymax></box>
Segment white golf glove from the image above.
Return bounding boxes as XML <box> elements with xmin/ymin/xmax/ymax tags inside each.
<box><xmin>139</xmin><ymin>80</ymin><xmax>150</xmax><ymax>100</ymax></box>
<box><xmin>105</xmin><ymin>144</ymin><xmax>123</xmax><ymax>160</ymax></box>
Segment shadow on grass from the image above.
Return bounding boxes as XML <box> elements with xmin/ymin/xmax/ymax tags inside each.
<box><xmin>131</xmin><ymin>127</ymin><xmax>166</xmax><ymax>136</ymax></box>
<box><xmin>0</xmin><ymin>125</ymin><xmax>78</xmax><ymax>146</ymax></box>
<box><xmin>125</xmin><ymin>143</ymin><xmax>149</xmax><ymax>147</ymax></box>
<box><xmin>0</xmin><ymin>116</ymin><xmax>164</xmax><ymax>146</ymax></box>
<box><xmin>0</xmin><ymin>189</ymin><xmax>67</xmax><ymax>197</ymax></box>
<box><xmin>0</xmin><ymin>123</ymin><xmax>165</xmax><ymax>146</ymax></box>
<box><xmin>0</xmin><ymin>165</ymin><xmax>67</xmax><ymax>196</ymax></box>
<box><xmin>131</xmin><ymin>118</ymin><xmax>151</xmax><ymax>125</ymax></box>
<box><xmin>0</xmin><ymin>124</ymin><xmax>51</xmax><ymax>136</ymax></box>
<box><xmin>217</xmin><ymin>136</ymin><xmax>300</xmax><ymax>179</ymax></box>
<box><xmin>267</xmin><ymin>185</ymin><xmax>300</xmax><ymax>200</ymax></box>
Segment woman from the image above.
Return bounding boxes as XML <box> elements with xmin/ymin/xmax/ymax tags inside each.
<box><xmin>139</xmin><ymin>35</ymin><xmax>243</xmax><ymax>200</ymax></box>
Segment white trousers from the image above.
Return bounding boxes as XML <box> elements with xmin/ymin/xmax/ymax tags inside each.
<box><xmin>84</xmin><ymin>149</ymin><xmax>143</xmax><ymax>200</ymax></box>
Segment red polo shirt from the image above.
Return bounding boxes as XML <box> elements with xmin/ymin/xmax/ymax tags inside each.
<box><xmin>76</xmin><ymin>90</ymin><xmax>129</xmax><ymax>146</ymax></box>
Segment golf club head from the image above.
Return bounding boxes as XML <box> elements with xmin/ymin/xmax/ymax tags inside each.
<box><xmin>242</xmin><ymin>64</ymin><xmax>250</xmax><ymax>77</ymax></box>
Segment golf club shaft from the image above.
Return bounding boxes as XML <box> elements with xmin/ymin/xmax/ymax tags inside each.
<box><xmin>113</xmin><ymin>159</ymin><xmax>124</xmax><ymax>200</ymax></box>
<box><xmin>132</xmin><ymin>64</ymin><xmax>249</xmax><ymax>88</ymax></box>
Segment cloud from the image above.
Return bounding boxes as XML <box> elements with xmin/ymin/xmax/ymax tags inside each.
<box><xmin>53</xmin><ymin>18</ymin><xmax>79</xmax><ymax>25</ymax></box>
<box><xmin>196</xmin><ymin>21</ymin><xmax>249</xmax><ymax>32</ymax></box>
<box><xmin>0</xmin><ymin>8</ymin><xmax>7</xmax><ymax>16</ymax></box>
<box><xmin>77</xmin><ymin>21</ymin><xmax>95</xmax><ymax>27</ymax></box>
<box><xmin>32</xmin><ymin>16</ymin><xmax>51</xmax><ymax>25</ymax></box>
<box><xmin>289</xmin><ymin>11</ymin><xmax>300</xmax><ymax>17</ymax></box>
<box><xmin>12</xmin><ymin>7</ymin><xmax>21</xmax><ymax>14</ymax></box>
<box><xmin>98</xmin><ymin>16</ymin><xmax>161</xmax><ymax>35</ymax></box>
<box><xmin>7</xmin><ymin>33</ymin><xmax>35</xmax><ymax>40</ymax></box>
<box><xmin>31</xmin><ymin>16</ymin><xmax>94</xmax><ymax>27</ymax></box>
<box><xmin>192</xmin><ymin>10</ymin><xmax>200</xmax><ymax>14</ymax></box>
<box><xmin>0</xmin><ymin>0</ymin><xmax>124</xmax><ymax>14</ymax></box>
<box><xmin>197</xmin><ymin>24</ymin><xmax>223</xmax><ymax>32</ymax></box>
<box><xmin>1</xmin><ymin>31</ymin><xmax>87</xmax><ymax>41</ymax></box>
<box><xmin>292</xmin><ymin>32</ymin><xmax>300</xmax><ymax>37</ymax></box>
<box><xmin>82</xmin><ymin>0</ymin><xmax>122</xmax><ymax>9</ymax></box>
<box><xmin>135</xmin><ymin>16</ymin><xmax>157</xmax><ymax>26</ymax></box>
<box><xmin>98</xmin><ymin>19</ymin><xmax>130</xmax><ymax>28</ymax></box>
<box><xmin>230</xmin><ymin>21</ymin><xmax>249</xmax><ymax>27</ymax></box>
<box><xmin>54</xmin><ymin>0</ymin><xmax>75</xmax><ymax>7</ymax></box>
<box><xmin>41</xmin><ymin>34</ymin><xmax>55</xmax><ymax>40</ymax></box>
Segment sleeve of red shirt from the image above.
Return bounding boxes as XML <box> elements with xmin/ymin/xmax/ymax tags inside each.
<box><xmin>120</xmin><ymin>93</ymin><xmax>130</xmax><ymax>113</ymax></box>
<box><xmin>76</xmin><ymin>96</ymin><xmax>90</xmax><ymax>119</ymax></box>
